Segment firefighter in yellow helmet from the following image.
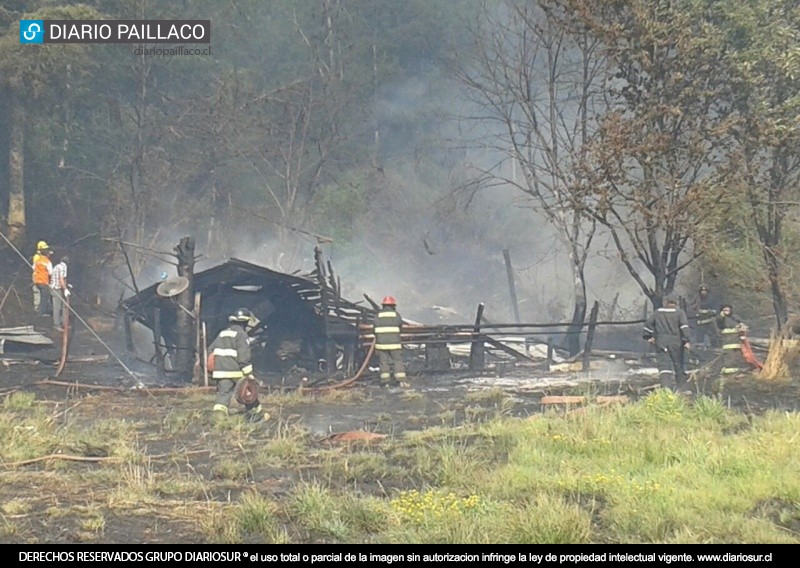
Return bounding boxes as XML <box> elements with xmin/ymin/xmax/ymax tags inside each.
<box><xmin>372</xmin><ymin>296</ymin><xmax>408</xmax><ymax>388</ymax></box>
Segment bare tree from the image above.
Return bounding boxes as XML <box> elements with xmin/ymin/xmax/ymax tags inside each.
<box><xmin>455</xmin><ymin>0</ymin><xmax>604</xmax><ymax>354</ymax></box>
<box><xmin>719</xmin><ymin>0</ymin><xmax>800</xmax><ymax>328</ymax></box>
<box><xmin>571</xmin><ymin>0</ymin><xmax>730</xmax><ymax>308</ymax></box>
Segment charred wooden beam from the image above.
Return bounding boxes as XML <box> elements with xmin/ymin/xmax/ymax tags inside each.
<box><xmin>502</xmin><ymin>249</ymin><xmax>521</xmax><ymax>324</ymax></box>
<box><xmin>174</xmin><ymin>236</ymin><xmax>195</xmax><ymax>381</ymax></box>
<box><xmin>153</xmin><ymin>305</ymin><xmax>166</xmax><ymax>381</ymax></box>
<box><xmin>469</xmin><ymin>303</ymin><xmax>485</xmax><ymax>371</ymax></box>
<box><xmin>192</xmin><ymin>291</ymin><xmax>202</xmax><ymax>385</ymax></box>
<box><xmin>483</xmin><ymin>336</ymin><xmax>537</xmax><ymax>364</ymax></box>
<box><xmin>315</xmin><ymin>246</ymin><xmax>335</xmax><ymax>374</ymax></box>
<box><xmin>124</xmin><ymin>312</ymin><xmax>134</xmax><ymax>352</ymax></box>
<box><xmin>363</xmin><ymin>294</ymin><xmax>380</xmax><ymax>311</ymax></box>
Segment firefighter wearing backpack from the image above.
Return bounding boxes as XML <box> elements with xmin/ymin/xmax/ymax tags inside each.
<box><xmin>208</xmin><ymin>308</ymin><xmax>265</xmax><ymax>423</ymax></box>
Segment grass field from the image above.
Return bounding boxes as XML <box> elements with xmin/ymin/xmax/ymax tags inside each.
<box><xmin>0</xmin><ymin>384</ymin><xmax>798</xmax><ymax>544</ymax></box>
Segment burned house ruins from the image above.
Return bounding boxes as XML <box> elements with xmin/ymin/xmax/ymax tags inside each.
<box><xmin>120</xmin><ymin>246</ymin><xmax>375</xmax><ymax>382</ymax></box>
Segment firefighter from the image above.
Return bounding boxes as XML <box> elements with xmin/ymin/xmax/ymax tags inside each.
<box><xmin>373</xmin><ymin>296</ymin><xmax>408</xmax><ymax>388</ymax></box>
<box><xmin>716</xmin><ymin>304</ymin><xmax>747</xmax><ymax>375</ymax></box>
<box><xmin>32</xmin><ymin>243</ymin><xmax>54</xmax><ymax>317</ymax></box>
<box><xmin>209</xmin><ymin>308</ymin><xmax>265</xmax><ymax>422</ymax></box>
<box><xmin>643</xmin><ymin>294</ymin><xmax>692</xmax><ymax>392</ymax></box>
<box><xmin>31</xmin><ymin>241</ymin><xmax>49</xmax><ymax>312</ymax></box>
<box><xmin>692</xmin><ymin>285</ymin><xmax>719</xmax><ymax>348</ymax></box>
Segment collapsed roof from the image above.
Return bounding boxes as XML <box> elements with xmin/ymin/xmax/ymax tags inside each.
<box><xmin>120</xmin><ymin>258</ymin><xmax>376</xmax><ymax>372</ymax></box>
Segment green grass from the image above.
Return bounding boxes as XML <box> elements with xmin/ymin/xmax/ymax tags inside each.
<box><xmin>1</xmin><ymin>388</ymin><xmax>799</xmax><ymax>543</ymax></box>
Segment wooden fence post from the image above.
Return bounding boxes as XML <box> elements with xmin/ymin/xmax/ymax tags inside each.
<box><xmin>469</xmin><ymin>303</ymin><xmax>485</xmax><ymax>371</ymax></box>
<box><xmin>502</xmin><ymin>249</ymin><xmax>521</xmax><ymax>324</ymax></box>
<box><xmin>153</xmin><ymin>305</ymin><xmax>166</xmax><ymax>381</ymax></box>
<box><xmin>124</xmin><ymin>312</ymin><xmax>134</xmax><ymax>352</ymax></box>
<box><xmin>582</xmin><ymin>301</ymin><xmax>600</xmax><ymax>373</ymax></box>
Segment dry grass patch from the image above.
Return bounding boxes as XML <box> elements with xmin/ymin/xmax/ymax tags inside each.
<box><xmin>760</xmin><ymin>330</ymin><xmax>800</xmax><ymax>381</ymax></box>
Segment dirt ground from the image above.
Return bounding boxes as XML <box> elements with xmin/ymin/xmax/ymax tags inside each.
<box><xmin>3</xmin><ymin>256</ymin><xmax>800</xmax><ymax>543</ymax></box>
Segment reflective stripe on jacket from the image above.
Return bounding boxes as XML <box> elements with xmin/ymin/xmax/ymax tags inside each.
<box><xmin>373</xmin><ymin>308</ymin><xmax>402</xmax><ymax>351</ymax></box>
<box><xmin>717</xmin><ymin>314</ymin><xmax>743</xmax><ymax>349</ymax></box>
<box><xmin>696</xmin><ymin>308</ymin><xmax>716</xmax><ymax>325</ymax></box>
<box><xmin>643</xmin><ymin>307</ymin><xmax>690</xmax><ymax>348</ymax></box>
<box><xmin>209</xmin><ymin>324</ymin><xmax>253</xmax><ymax>379</ymax></box>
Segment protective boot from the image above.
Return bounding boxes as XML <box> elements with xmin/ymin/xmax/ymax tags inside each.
<box><xmin>244</xmin><ymin>403</ymin><xmax>266</xmax><ymax>423</ymax></box>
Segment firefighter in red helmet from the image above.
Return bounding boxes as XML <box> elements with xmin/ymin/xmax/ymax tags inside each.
<box><xmin>373</xmin><ymin>296</ymin><xmax>408</xmax><ymax>388</ymax></box>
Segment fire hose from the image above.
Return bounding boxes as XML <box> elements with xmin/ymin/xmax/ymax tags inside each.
<box><xmin>302</xmin><ymin>338</ymin><xmax>376</xmax><ymax>394</ymax></box>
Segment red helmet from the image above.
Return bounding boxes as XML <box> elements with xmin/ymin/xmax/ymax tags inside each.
<box><xmin>382</xmin><ymin>296</ymin><xmax>396</xmax><ymax>306</ymax></box>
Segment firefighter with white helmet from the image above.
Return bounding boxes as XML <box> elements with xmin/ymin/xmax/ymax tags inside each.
<box><xmin>372</xmin><ymin>296</ymin><xmax>408</xmax><ymax>388</ymax></box>
<box><xmin>208</xmin><ymin>308</ymin><xmax>265</xmax><ymax>422</ymax></box>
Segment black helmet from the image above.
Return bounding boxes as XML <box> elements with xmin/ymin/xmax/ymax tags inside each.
<box><xmin>229</xmin><ymin>308</ymin><xmax>255</xmax><ymax>323</ymax></box>
<box><xmin>664</xmin><ymin>294</ymin><xmax>678</xmax><ymax>305</ymax></box>
<box><xmin>699</xmin><ymin>284</ymin><xmax>708</xmax><ymax>292</ymax></box>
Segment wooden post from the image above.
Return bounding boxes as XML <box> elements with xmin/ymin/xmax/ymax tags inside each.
<box><xmin>315</xmin><ymin>246</ymin><xmax>334</xmax><ymax>375</ymax></box>
<box><xmin>582</xmin><ymin>301</ymin><xmax>600</xmax><ymax>373</ymax></box>
<box><xmin>546</xmin><ymin>337</ymin><xmax>554</xmax><ymax>372</ymax></box>
<box><xmin>123</xmin><ymin>313</ymin><xmax>134</xmax><ymax>352</ymax></box>
<box><xmin>502</xmin><ymin>249</ymin><xmax>521</xmax><ymax>324</ymax></box>
<box><xmin>153</xmin><ymin>305</ymin><xmax>166</xmax><ymax>381</ymax></box>
<box><xmin>192</xmin><ymin>291</ymin><xmax>202</xmax><ymax>385</ymax></box>
<box><xmin>174</xmin><ymin>236</ymin><xmax>195</xmax><ymax>382</ymax></box>
<box><xmin>201</xmin><ymin>322</ymin><xmax>209</xmax><ymax>387</ymax></box>
<box><xmin>469</xmin><ymin>303</ymin><xmax>485</xmax><ymax>371</ymax></box>
<box><xmin>426</xmin><ymin>337</ymin><xmax>451</xmax><ymax>371</ymax></box>
<box><xmin>642</xmin><ymin>300</ymin><xmax>650</xmax><ymax>357</ymax></box>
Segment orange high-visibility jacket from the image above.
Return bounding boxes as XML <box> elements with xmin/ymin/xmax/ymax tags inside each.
<box><xmin>32</xmin><ymin>254</ymin><xmax>52</xmax><ymax>285</ymax></box>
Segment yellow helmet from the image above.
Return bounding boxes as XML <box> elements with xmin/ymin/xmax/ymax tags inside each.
<box><xmin>36</xmin><ymin>240</ymin><xmax>49</xmax><ymax>251</ymax></box>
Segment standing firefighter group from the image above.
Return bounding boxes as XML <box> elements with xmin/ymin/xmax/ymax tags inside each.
<box><xmin>643</xmin><ymin>285</ymin><xmax>757</xmax><ymax>393</ymax></box>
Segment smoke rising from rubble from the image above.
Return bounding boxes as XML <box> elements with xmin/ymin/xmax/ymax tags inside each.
<box><xmin>101</xmin><ymin>62</ymin><xmax>650</xmax><ymax>335</ymax></box>
<box><xmin>101</xmin><ymin>119</ymin><xmax>647</xmax><ymax>336</ymax></box>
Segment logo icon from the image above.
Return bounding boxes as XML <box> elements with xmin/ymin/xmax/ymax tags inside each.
<box><xmin>20</xmin><ymin>20</ymin><xmax>44</xmax><ymax>44</ymax></box>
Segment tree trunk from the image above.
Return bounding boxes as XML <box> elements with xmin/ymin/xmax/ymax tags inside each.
<box><xmin>7</xmin><ymin>92</ymin><xmax>26</xmax><ymax>244</ymax></box>
<box><xmin>764</xmin><ymin>247</ymin><xmax>788</xmax><ymax>328</ymax></box>
<box><xmin>564</xmin><ymin>264</ymin><xmax>588</xmax><ymax>356</ymax></box>
<box><xmin>175</xmin><ymin>236</ymin><xmax>196</xmax><ymax>381</ymax></box>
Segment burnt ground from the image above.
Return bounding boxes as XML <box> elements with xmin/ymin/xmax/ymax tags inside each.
<box><xmin>3</xmin><ymin>257</ymin><xmax>800</xmax><ymax>542</ymax></box>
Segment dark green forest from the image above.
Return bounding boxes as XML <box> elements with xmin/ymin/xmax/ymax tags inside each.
<box><xmin>1</xmin><ymin>0</ymin><xmax>799</xmax><ymax>331</ymax></box>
